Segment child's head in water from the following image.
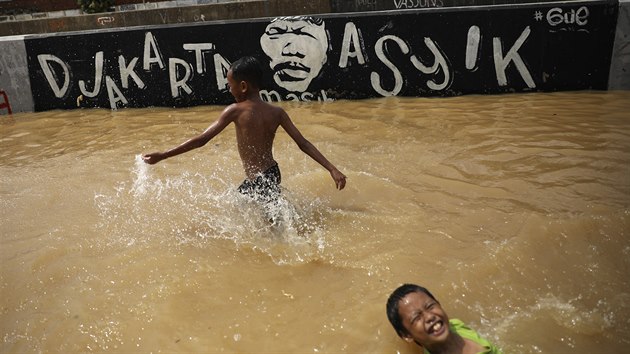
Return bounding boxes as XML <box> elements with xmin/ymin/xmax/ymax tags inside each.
<box><xmin>386</xmin><ymin>284</ymin><xmax>448</xmax><ymax>347</ymax></box>
<box><xmin>386</xmin><ymin>284</ymin><xmax>501</xmax><ymax>354</ymax></box>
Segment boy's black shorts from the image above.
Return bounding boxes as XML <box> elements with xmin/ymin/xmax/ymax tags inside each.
<box><xmin>237</xmin><ymin>163</ymin><xmax>281</xmax><ymax>204</ymax></box>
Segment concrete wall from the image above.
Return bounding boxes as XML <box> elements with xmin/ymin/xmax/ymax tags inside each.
<box><xmin>1</xmin><ymin>0</ymin><xmax>593</xmax><ymax>36</ymax></box>
<box><xmin>0</xmin><ymin>0</ymin><xmax>626</xmax><ymax>114</ymax></box>
<box><xmin>0</xmin><ymin>0</ymin><xmax>78</xmax><ymax>14</ymax></box>
<box><xmin>0</xmin><ymin>36</ymin><xmax>33</xmax><ymax>114</ymax></box>
<box><xmin>0</xmin><ymin>0</ymin><xmax>331</xmax><ymax>36</ymax></box>
<box><xmin>330</xmin><ymin>0</ymin><xmax>549</xmax><ymax>12</ymax></box>
<box><xmin>609</xmin><ymin>0</ymin><xmax>630</xmax><ymax>89</ymax></box>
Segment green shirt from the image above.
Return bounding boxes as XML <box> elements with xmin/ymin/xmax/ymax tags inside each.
<box><xmin>423</xmin><ymin>318</ymin><xmax>502</xmax><ymax>354</ymax></box>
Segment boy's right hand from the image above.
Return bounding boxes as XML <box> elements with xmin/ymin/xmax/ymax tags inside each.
<box><xmin>142</xmin><ymin>152</ymin><xmax>164</xmax><ymax>165</ymax></box>
<box><xmin>331</xmin><ymin>169</ymin><xmax>347</xmax><ymax>190</ymax></box>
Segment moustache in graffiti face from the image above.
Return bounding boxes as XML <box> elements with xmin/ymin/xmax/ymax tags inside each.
<box><xmin>272</xmin><ymin>61</ymin><xmax>312</xmax><ymax>81</ymax></box>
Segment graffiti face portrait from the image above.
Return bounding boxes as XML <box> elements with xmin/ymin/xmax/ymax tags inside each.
<box><xmin>260</xmin><ymin>17</ymin><xmax>329</xmax><ymax>92</ymax></box>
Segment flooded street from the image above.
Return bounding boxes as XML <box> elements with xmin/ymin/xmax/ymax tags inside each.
<box><xmin>1</xmin><ymin>91</ymin><xmax>629</xmax><ymax>353</ymax></box>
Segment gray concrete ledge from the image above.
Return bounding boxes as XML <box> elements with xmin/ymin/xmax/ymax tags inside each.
<box><xmin>609</xmin><ymin>0</ymin><xmax>630</xmax><ymax>89</ymax></box>
<box><xmin>0</xmin><ymin>0</ymin><xmax>330</xmax><ymax>36</ymax></box>
<box><xmin>1</xmin><ymin>0</ymin><xmax>593</xmax><ymax>37</ymax></box>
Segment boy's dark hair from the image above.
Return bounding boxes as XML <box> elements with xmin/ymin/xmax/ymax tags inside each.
<box><xmin>230</xmin><ymin>56</ymin><xmax>263</xmax><ymax>88</ymax></box>
<box><xmin>386</xmin><ymin>284</ymin><xmax>437</xmax><ymax>338</ymax></box>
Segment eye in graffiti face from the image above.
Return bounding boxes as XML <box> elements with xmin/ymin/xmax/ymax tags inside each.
<box><xmin>260</xmin><ymin>17</ymin><xmax>328</xmax><ymax>92</ymax></box>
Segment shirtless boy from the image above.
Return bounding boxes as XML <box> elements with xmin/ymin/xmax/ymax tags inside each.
<box><xmin>386</xmin><ymin>284</ymin><xmax>502</xmax><ymax>354</ymax></box>
<box><xmin>142</xmin><ymin>56</ymin><xmax>346</xmax><ymax>204</ymax></box>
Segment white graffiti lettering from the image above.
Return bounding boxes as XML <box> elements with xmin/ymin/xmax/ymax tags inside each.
<box><xmin>394</xmin><ymin>0</ymin><xmax>444</xmax><ymax>9</ymax></box>
<box><xmin>37</xmin><ymin>31</ymin><xmax>230</xmax><ymax>108</ymax></box>
<box><xmin>78</xmin><ymin>51</ymin><xmax>104</xmax><ymax>98</ymax></box>
<box><xmin>410</xmin><ymin>38</ymin><xmax>450</xmax><ymax>91</ymax></box>
<box><xmin>339</xmin><ymin>22</ymin><xmax>367</xmax><ymax>67</ymax></box>
<box><xmin>169</xmin><ymin>58</ymin><xmax>193</xmax><ymax>98</ymax></box>
<box><xmin>260</xmin><ymin>89</ymin><xmax>333</xmax><ymax>102</ymax></box>
<box><xmin>213</xmin><ymin>54</ymin><xmax>231</xmax><ymax>92</ymax></box>
<box><xmin>465</xmin><ymin>26</ymin><xmax>481</xmax><ymax>71</ymax></box>
<box><xmin>547</xmin><ymin>6</ymin><xmax>589</xmax><ymax>27</ymax></box>
<box><xmin>183</xmin><ymin>43</ymin><xmax>215</xmax><ymax>74</ymax></box>
<box><xmin>105</xmin><ymin>76</ymin><xmax>128</xmax><ymax>109</ymax></box>
<box><xmin>97</xmin><ymin>16</ymin><xmax>115</xmax><ymax>25</ymax></box>
<box><xmin>371</xmin><ymin>35</ymin><xmax>451</xmax><ymax>95</ymax></box>
<box><xmin>493</xmin><ymin>26</ymin><xmax>535</xmax><ymax>88</ymax></box>
<box><xmin>118</xmin><ymin>56</ymin><xmax>146</xmax><ymax>89</ymax></box>
<box><xmin>372</xmin><ymin>35</ymin><xmax>407</xmax><ymax>96</ymax></box>
<box><xmin>35</xmin><ymin>22</ymin><xmax>538</xmax><ymax>108</ymax></box>
<box><xmin>259</xmin><ymin>90</ymin><xmax>282</xmax><ymax>102</ymax></box>
<box><xmin>143</xmin><ymin>32</ymin><xmax>165</xmax><ymax>70</ymax></box>
<box><xmin>357</xmin><ymin>0</ymin><xmax>377</xmax><ymax>8</ymax></box>
<box><xmin>37</xmin><ymin>54</ymin><xmax>70</xmax><ymax>98</ymax></box>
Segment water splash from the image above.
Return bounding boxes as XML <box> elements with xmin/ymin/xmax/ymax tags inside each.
<box><xmin>94</xmin><ymin>158</ymin><xmax>331</xmax><ymax>265</ymax></box>
<box><xmin>131</xmin><ymin>154</ymin><xmax>149</xmax><ymax>196</ymax></box>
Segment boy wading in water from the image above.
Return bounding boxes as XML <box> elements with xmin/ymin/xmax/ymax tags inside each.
<box><xmin>142</xmin><ymin>56</ymin><xmax>346</xmax><ymax>212</ymax></box>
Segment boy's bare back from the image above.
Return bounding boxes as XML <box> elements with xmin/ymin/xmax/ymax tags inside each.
<box><xmin>229</xmin><ymin>99</ymin><xmax>283</xmax><ymax>180</ymax></box>
<box><xmin>143</xmin><ymin>56</ymin><xmax>346</xmax><ymax>191</ymax></box>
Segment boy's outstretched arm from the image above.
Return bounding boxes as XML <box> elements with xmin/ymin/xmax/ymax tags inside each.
<box><xmin>143</xmin><ymin>106</ymin><xmax>235</xmax><ymax>164</ymax></box>
<box><xmin>279</xmin><ymin>110</ymin><xmax>347</xmax><ymax>190</ymax></box>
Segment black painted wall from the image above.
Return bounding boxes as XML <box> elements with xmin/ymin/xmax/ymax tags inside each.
<box><xmin>25</xmin><ymin>0</ymin><xmax>618</xmax><ymax>111</ymax></box>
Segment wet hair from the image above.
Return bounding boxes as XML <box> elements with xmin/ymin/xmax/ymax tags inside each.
<box><xmin>230</xmin><ymin>56</ymin><xmax>263</xmax><ymax>88</ymax></box>
<box><xmin>386</xmin><ymin>284</ymin><xmax>437</xmax><ymax>338</ymax></box>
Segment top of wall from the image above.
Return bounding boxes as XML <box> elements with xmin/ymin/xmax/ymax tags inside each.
<box><xmin>331</xmin><ymin>0</ymin><xmax>552</xmax><ymax>12</ymax></box>
<box><xmin>1</xmin><ymin>0</ymin><xmax>594</xmax><ymax>37</ymax></box>
<box><xmin>0</xmin><ymin>0</ymin><xmax>330</xmax><ymax>37</ymax></box>
<box><xmin>0</xmin><ymin>0</ymin><xmax>201</xmax><ymax>15</ymax></box>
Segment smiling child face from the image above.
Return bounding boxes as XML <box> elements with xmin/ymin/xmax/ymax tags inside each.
<box><xmin>398</xmin><ymin>291</ymin><xmax>451</xmax><ymax>348</ymax></box>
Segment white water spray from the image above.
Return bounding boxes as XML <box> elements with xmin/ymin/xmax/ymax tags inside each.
<box><xmin>131</xmin><ymin>154</ymin><xmax>149</xmax><ymax>196</ymax></box>
<box><xmin>94</xmin><ymin>157</ymin><xmax>332</xmax><ymax>264</ymax></box>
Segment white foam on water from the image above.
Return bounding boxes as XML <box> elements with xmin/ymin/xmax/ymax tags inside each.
<box><xmin>131</xmin><ymin>154</ymin><xmax>149</xmax><ymax>196</ymax></box>
<box><xmin>94</xmin><ymin>158</ymin><xmax>331</xmax><ymax>265</ymax></box>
